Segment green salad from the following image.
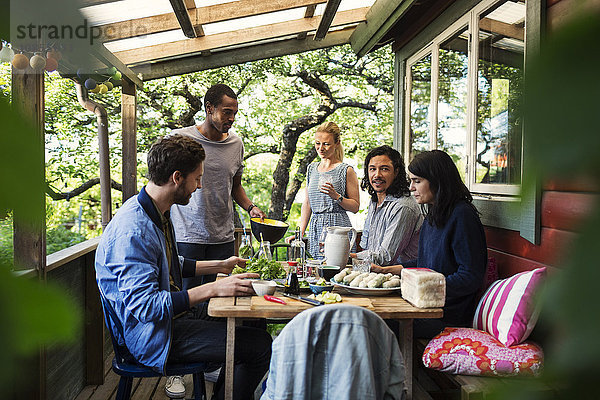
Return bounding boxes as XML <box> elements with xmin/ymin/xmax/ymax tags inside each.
<box><xmin>232</xmin><ymin>257</ymin><xmax>286</xmax><ymax>280</ymax></box>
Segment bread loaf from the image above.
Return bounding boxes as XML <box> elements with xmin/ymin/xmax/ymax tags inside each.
<box><xmin>401</xmin><ymin>268</ymin><xmax>445</xmax><ymax>308</ymax></box>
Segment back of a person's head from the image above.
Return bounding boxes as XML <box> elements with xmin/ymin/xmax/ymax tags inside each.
<box><xmin>204</xmin><ymin>83</ymin><xmax>237</xmax><ymax>108</ymax></box>
<box><xmin>361</xmin><ymin>145</ymin><xmax>410</xmax><ymax>202</ymax></box>
<box><xmin>316</xmin><ymin>121</ymin><xmax>344</xmax><ymax>161</ymax></box>
<box><xmin>408</xmin><ymin>150</ymin><xmax>473</xmax><ymax>227</ymax></box>
<box><xmin>147</xmin><ymin>135</ymin><xmax>205</xmax><ymax>186</ymax></box>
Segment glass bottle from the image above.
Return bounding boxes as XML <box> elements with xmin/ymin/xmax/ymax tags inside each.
<box><xmin>239</xmin><ymin>229</ymin><xmax>253</xmax><ymax>259</ymax></box>
<box><xmin>290</xmin><ymin>227</ymin><xmax>305</xmax><ymax>278</ymax></box>
<box><xmin>285</xmin><ymin>261</ymin><xmax>300</xmax><ymax>295</ymax></box>
<box><xmin>256</xmin><ymin>240</ymin><xmax>272</xmax><ymax>260</ymax></box>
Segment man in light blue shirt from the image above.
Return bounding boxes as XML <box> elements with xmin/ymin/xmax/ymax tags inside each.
<box><xmin>95</xmin><ymin>135</ymin><xmax>271</xmax><ymax>399</ymax></box>
<box><xmin>352</xmin><ymin>145</ymin><xmax>422</xmax><ymax>266</ymax></box>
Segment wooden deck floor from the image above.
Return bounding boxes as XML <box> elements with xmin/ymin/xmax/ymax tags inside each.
<box><xmin>75</xmin><ymin>355</ymin><xmax>214</xmax><ymax>400</ymax></box>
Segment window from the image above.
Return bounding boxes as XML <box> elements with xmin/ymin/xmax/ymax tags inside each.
<box><xmin>404</xmin><ymin>0</ymin><xmax>525</xmax><ymax>196</ymax></box>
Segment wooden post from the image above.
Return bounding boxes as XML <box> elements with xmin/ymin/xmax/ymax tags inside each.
<box><xmin>85</xmin><ymin>250</ymin><xmax>105</xmax><ymax>385</ymax></box>
<box><xmin>121</xmin><ymin>79</ymin><xmax>138</xmax><ymax>201</ymax></box>
<box><xmin>11</xmin><ymin>65</ymin><xmax>46</xmax><ymax>399</ymax></box>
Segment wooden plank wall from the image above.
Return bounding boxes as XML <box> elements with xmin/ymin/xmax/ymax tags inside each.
<box><xmin>484</xmin><ymin>0</ymin><xmax>599</xmax><ymax>278</ymax></box>
<box><xmin>46</xmin><ymin>258</ymin><xmax>87</xmax><ymax>400</ymax></box>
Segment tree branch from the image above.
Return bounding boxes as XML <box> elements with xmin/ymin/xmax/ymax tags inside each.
<box><xmin>46</xmin><ymin>178</ymin><xmax>123</xmax><ymax>201</ymax></box>
<box><xmin>244</xmin><ymin>144</ymin><xmax>280</xmax><ymax>160</ymax></box>
<box><xmin>285</xmin><ymin>146</ymin><xmax>317</xmax><ymax>213</ymax></box>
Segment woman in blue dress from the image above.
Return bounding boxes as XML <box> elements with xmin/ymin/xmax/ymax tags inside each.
<box><xmin>286</xmin><ymin>122</ymin><xmax>360</xmax><ymax>259</ymax></box>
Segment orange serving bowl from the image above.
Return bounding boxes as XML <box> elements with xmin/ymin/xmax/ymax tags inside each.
<box><xmin>250</xmin><ymin>218</ymin><xmax>289</xmax><ymax>244</ymax></box>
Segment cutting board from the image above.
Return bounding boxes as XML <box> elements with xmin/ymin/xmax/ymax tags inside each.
<box><xmin>251</xmin><ymin>295</ymin><xmax>374</xmax><ymax>310</ymax></box>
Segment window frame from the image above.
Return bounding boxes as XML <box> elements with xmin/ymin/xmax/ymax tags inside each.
<box><xmin>404</xmin><ymin>0</ymin><xmax>523</xmax><ymax>196</ymax></box>
<box><xmin>394</xmin><ymin>0</ymin><xmax>544</xmax><ymax>244</ymax></box>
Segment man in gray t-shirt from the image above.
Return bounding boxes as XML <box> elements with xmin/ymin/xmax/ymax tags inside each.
<box><xmin>166</xmin><ymin>84</ymin><xmax>266</xmax><ymax>398</ymax></box>
<box><xmin>171</xmin><ymin>84</ymin><xmax>266</xmax><ymax>280</ymax></box>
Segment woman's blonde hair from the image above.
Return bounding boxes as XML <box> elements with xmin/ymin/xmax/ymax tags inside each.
<box><xmin>316</xmin><ymin>121</ymin><xmax>344</xmax><ymax>161</ymax></box>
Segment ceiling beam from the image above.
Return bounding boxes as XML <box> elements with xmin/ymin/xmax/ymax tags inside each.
<box><xmin>479</xmin><ymin>17</ymin><xmax>524</xmax><ymax>41</ymax></box>
<box><xmin>114</xmin><ymin>7</ymin><xmax>368</xmax><ymax>66</ymax></box>
<box><xmin>133</xmin><ymin>28</ymin><xmax>354</xmax><ymax>81</ymax></box>
<box><xmin>169</xmin><ymin>0</ymin><xmax>196</xmax><ymax>38</ymax></box>
<box><xmin>99</xmin><ymin>0</ymin><xmax>327</xmax><ymax>43</ymax></box>
<box><xmin>314</xmin><ymin>0</ymin><xmax>342</xmax><ymax>40</ymax></box>
<box><xmin>93</xmin><ymin>44</ymin><xmax>143</xmax><ymax>88</ymax></box>
<box><xmin>79</xmin><ymin>0</ymin><xmax>121</xmax><ymax>7</ymax></box>
<box><xmin>350</xmin><ymin>0</ymin><xmax>416</xmax><ymax>58</ymax></box>
<box><xmin>297</xmin><ymin>4</ymin><xmax>318</xmax><ymax>39</ymax></box>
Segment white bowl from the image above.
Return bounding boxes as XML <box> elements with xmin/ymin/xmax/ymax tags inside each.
<box><xmin>252</xmin><ymin>280</ymin><xmax>277</xmax><ymax>296</ymax></box>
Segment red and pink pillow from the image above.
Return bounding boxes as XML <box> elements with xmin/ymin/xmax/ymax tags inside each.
<box><xmin>422</xmin><ymin>327</ymin><xmax>543</xmax><ymax>377</ymax></box>
<box><xmin>472</xmin><ymin>267</ymin><xmax>546</xmax><ymax>347</ymax></box>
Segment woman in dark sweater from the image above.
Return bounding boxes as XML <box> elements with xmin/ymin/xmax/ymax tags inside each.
<box><xmin>373</xmin><ymin>150</ymin><xmax>487</xmax><ymax>338</ymax></box>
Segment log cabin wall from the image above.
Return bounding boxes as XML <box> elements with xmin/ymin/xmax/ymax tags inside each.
<box><xmin>485</xmin><ymin>0</ymin><xmax>600</xmax><ymax>278</ymax></box>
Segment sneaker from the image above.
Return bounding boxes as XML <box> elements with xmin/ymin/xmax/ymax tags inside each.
<box><xmin>204</xmin><ymin>367</ymin><xmax>221</xmax><ymax>383</ymax></box>
<box><xmin>165</xmin><ymin>375</ymin><xmax>186</xmax><ymax>398</ymax></box>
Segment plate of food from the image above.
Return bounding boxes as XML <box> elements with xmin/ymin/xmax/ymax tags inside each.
<box><xmin>331</xmin><ymin>268</ymin><xmax>401</xmax><ymax>296</ymax></box>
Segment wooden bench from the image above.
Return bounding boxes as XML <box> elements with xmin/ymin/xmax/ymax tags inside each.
<box><xmin>413</xmin><ymin>338</ymin><xmax>560</xmax><ymax>400</ymax></box>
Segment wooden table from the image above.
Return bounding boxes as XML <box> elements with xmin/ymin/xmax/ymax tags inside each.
<box><xmin>208</xmin><ymin>288</ymin><xmax>442</xmax><ymax>400</ymax></box>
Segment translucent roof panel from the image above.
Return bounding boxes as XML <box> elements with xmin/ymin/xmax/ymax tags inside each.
<box><xmin>81</xmin><ymin>0</ymin><xmax>174</xmax><ymax>25</ymax></box>
<box><xmin>486</xmin><ymin>1</ymin><xmax>526</xmax><ymax>25</ymax></box>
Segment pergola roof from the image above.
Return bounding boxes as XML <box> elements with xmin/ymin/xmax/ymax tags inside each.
<box><xmin>78</xmin><ymin>0</ymin><xmax>378</xmax><ymax>83</ymax></box>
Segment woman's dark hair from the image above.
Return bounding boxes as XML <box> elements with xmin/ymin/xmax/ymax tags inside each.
<box><xmin>408</xmin><ymin>150</ymin><xmax>476</xmax><ymax>227</ymax></box>
<box><xmin>147</xmin><ymin>135</ymin><xmax>206</xmax><ymax>185</ymax></box>
<box><xmin>361</xmin><ymin>145</ymin><xmax>410</xmax><ymax>202</ymax></box>
<box><xmin>204</xmin><ymin>83</ymin><xmax>237</xmax><ymax>108</ymax></box>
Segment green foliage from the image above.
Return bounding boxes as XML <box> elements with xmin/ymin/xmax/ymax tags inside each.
<box><xmin>46</xmin><ymin>225</ymin><xmax>87</xmax><ymax>254</ymax></box>
<box><xmin>518</xmin><ymin>12</ymin><xmax>600</xmax><ymax>399</ymax></box>
<box><xmin>0</xmin><ymin>86</ymin><xmax>80</xmax><ymax>394</ymax></box>
<box><xmin>0</xmin><ymin>217</ymin><xmax>13</xmax><ymax>266</ymax></box>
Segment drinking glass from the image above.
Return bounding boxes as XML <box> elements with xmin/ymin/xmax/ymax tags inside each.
<box><xmin>318</xmin><ymin>176</ymin><xmax>331</xmax><ymax>191</ymax></box>
<box><xmin>352</xmin><ymin>258</ymin><xmax>371</xmax><ymax>273</ymax></box>
<box><xmin>318</xmin><ymin>228</ymin><xmax>328</xmax><ymax>256</ymax></box>
<box><xmin>256</xmin><ymin>241</ymin><xmax>272</xmax><ymax>261</ymax></box>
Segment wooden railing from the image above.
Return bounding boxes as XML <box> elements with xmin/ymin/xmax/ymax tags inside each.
<box><xmin>44</xmin><ymin>237</ymin><xmax>105</xmax><ymax>400</ymax></box>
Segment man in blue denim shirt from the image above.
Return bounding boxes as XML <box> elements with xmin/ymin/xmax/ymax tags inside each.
<box><xmin>95</xmin><ymin>135</ymin><xmax>271</xmax><ymax>400</ymax></box>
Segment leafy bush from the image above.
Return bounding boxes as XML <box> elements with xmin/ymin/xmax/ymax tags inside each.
<box><xmin>46</xmin><ymin>225</ymin><xmax>87</xmax><ymax>254</ymax></box>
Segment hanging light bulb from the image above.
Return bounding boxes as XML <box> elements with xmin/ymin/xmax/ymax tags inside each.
<box><xmin>85</xmin><ymin>78</ymin><xmax>97</xmax><ymax>90</ymax></box>
<box><xmin>30</xmin><ymin>53</ymin><xmax>47</xmax><ymax>70</ymax></box>
<box><xmin>0</xmin><ymin>44</ymin><xmax>15</xmax><ymax>63</ymax></box>
<box><xmin>12</xmin><ymin>53</ymin><xmax>29</xmax><ymax>70</ymax></box>
<box><xmin>45</xmin><ymin>56</ymin><xmax>58</xmax><ymax>72</ymax></box>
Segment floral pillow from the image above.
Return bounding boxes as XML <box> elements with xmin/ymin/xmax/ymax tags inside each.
<box><xmin>422</xmin><ymin>327</ymin><xmax>543</xmax><ymax>377</ymax></box>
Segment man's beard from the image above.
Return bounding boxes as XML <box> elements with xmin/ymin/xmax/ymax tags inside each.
<box><xmin>173</xmin><ymin>185</ymin><xmax>192</xmax><ymax>205</ymax></box>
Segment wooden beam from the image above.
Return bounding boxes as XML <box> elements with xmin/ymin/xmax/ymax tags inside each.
<box><xmin>350</xmin><ymin>0</ymin><xmax>418</xmax><ymax>58</ymax></box>
<box><xmin>314</xmin><ymin>0</ymin><xmax>342</xmax><ymax>40</ymax></box>
<box><xmin>85</xmin><ymin>250</ymin><xmax>104</xmax><ymax>385</ymax></box>
<box><xmin>121</xmin><ymin>80</ymin><xmax>137</xmax><ymax>201</ymax></box>
<box><xmin>99</xmin><ymin>0</ymin><xmax>327</xmax><ymax>42</ymax></box>
<box><xmin>298</xmin><ymin>4</ymin><xmax>318</xmax><ymax>39</ymax></box>
<box><xmin>134</xmin><ymin>28</ymin><xmax>353</xmax><ymax>81</ymax></box>
<box><xmin>79</xmin><ymin>0</ymin><xmax>121</xmax><ymax>6</ymax></box>
<box><xmin>11</xmin><ymin>67</ymin><xmax>46</xmax><ymax>274</ymax></box>
<box><xmin>116</xmin><ymin>8</ymin><xmax>367</xmax><ymax>65</ymax></box>
<box><xmin>479</xmin><ymin>17</ymin><xmax>524</xmax><ymax>41</ymax></box>
<box><xmin>11</xmin><ymin>65</ymin><xmax>46</xmax><ymax>400</ymax></box>
<box><xmin>93</xmin><ymin>44</ymin><xmax>143</xmax><ymax>88</ymax></box>
<box><xmin>169</xmin><ymin>0</ymin><xmax>197</xmax><ymax>38</ymax></box>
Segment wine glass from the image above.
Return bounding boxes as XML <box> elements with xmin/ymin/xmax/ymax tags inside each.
<box><xmin>318</xmin><ymin>228</ymin><xmax>328</xmax><ymax>256</ymax></box>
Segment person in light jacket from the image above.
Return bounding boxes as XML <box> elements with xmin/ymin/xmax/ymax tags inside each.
<box><xmin>95</xmin><ymin>135</ymin><xmax>271</xmax><ymax>399</ymax></box>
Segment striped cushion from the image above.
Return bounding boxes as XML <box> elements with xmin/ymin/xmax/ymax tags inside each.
<box><xmin>472</xmin><ymin>268</ymin><xmax>546</xmax><ymax>347</ymax></box>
